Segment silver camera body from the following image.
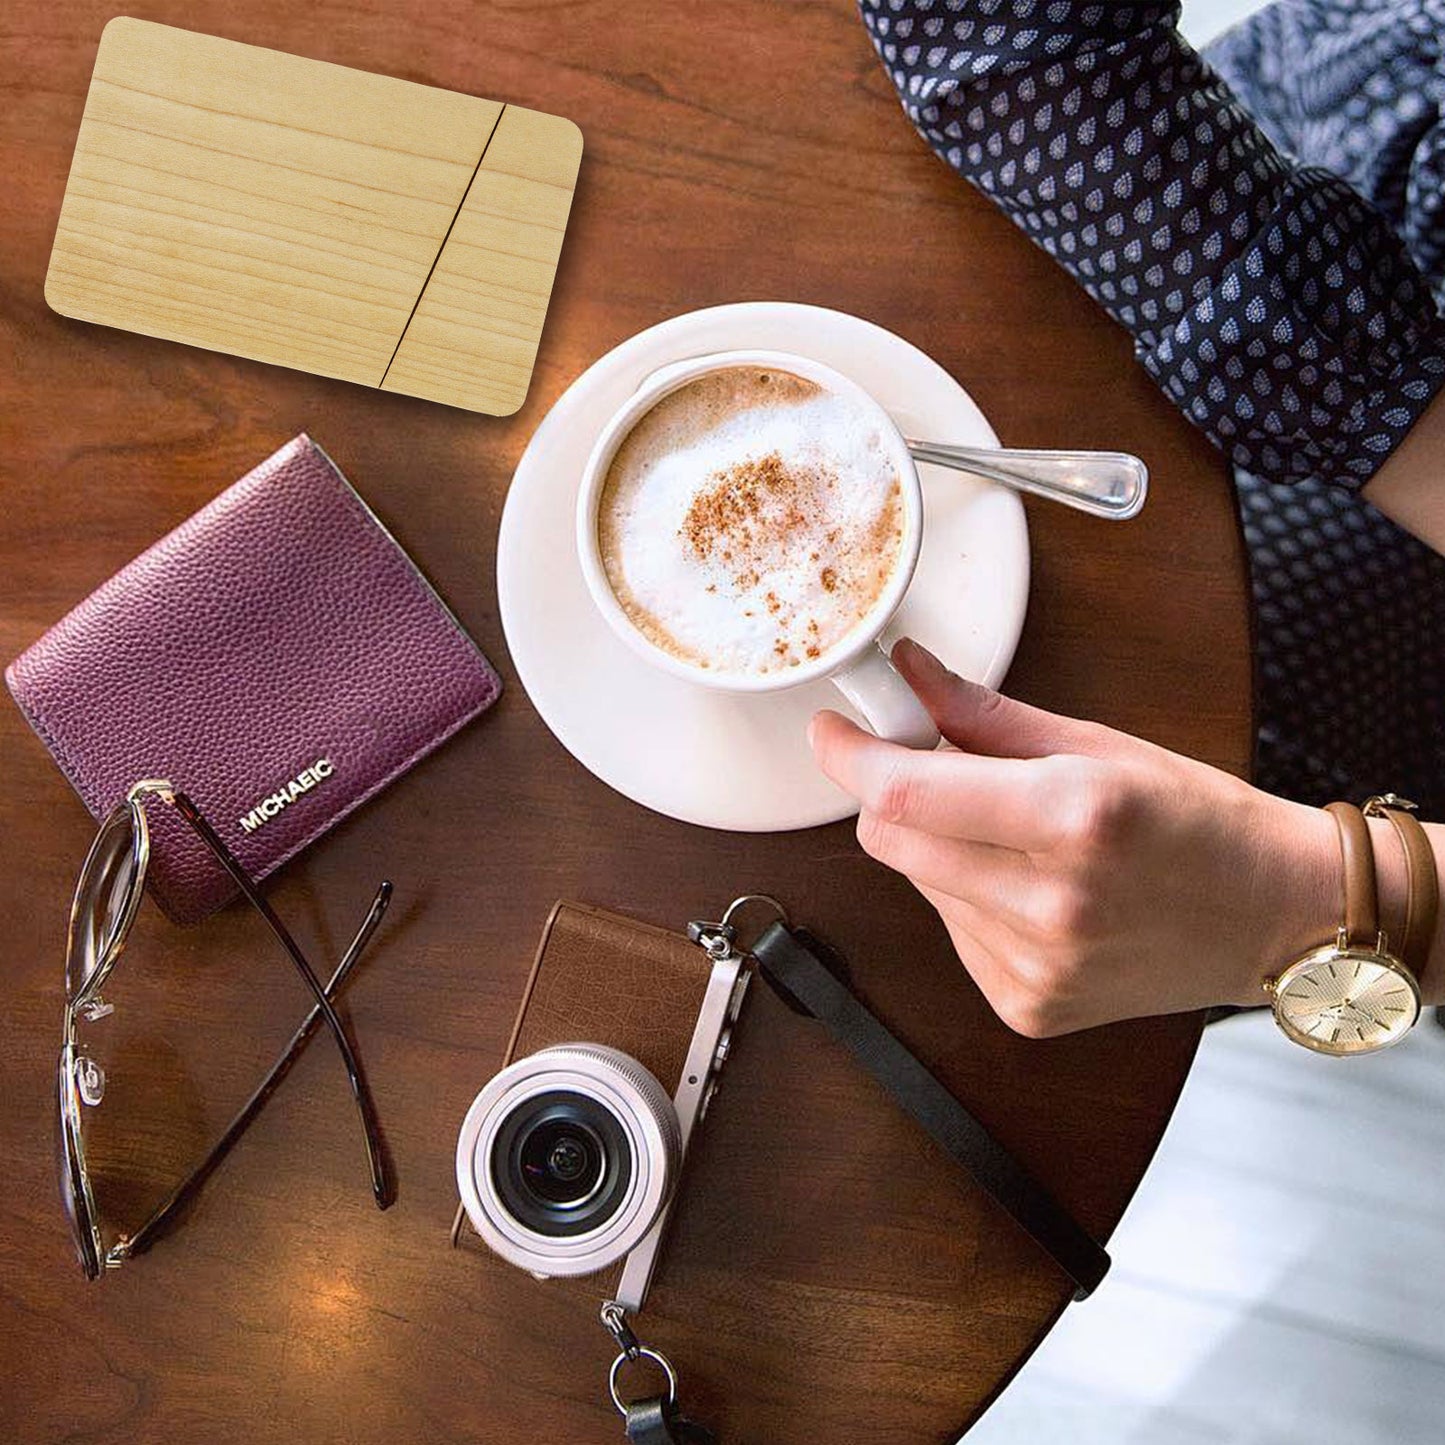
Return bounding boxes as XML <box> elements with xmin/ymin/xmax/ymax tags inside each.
<box><xmin>455</xmin><ymin>940</ymin><xmax>749</xmax><ymax>1312</ymax></box>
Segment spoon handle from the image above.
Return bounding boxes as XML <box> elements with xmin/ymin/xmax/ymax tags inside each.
<box><xmin>905</xmin><ymin>441</ymin><xmax>1148</xmax><ymax>520</ymax></box>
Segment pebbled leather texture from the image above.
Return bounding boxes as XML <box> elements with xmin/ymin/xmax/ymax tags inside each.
<box><xmin>5</xmin><ymin>435</ymin><xmax>501</xmax><ymax>923</ymax></box>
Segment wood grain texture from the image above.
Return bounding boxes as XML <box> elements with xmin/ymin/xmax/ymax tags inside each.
<box><xmin>383</xmin><ymin>105</ymin><xmax>584</xmax><ymax>414</ymax></box>
<box><xmin>0</xmin><ymin>2</ymin><xmax>1252</xmax><ymax>1443</ymax></box>
<box><xmin>43</xmin><ymin>18</ymin><xmax>579</xmax><ymax>413</ymax></box>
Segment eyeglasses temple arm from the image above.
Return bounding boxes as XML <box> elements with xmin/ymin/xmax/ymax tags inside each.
<box><xmin>169</xmin><ymin>792</ymin><xmax>392</xmax><ymax>1208</ymax></box>
<box><xmin>122</xmin><ymin>881</ymin><xmax>393</xmax><ymax>1260</ymax></box>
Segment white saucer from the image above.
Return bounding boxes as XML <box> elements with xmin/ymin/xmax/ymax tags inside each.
<box><xmin>496</xmin><ymin>303</ymin><xmax>1029</xmax><ymax>831</ymax></box>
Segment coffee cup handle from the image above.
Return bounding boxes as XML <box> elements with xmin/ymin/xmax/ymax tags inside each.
<box><xmin>829</xmin><ymin>644</ymin><xmax>940</xmax><ymax>750</ymax></box>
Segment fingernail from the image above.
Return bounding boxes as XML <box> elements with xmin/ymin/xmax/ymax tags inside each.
<box><xmin>806</xmin><ymin>716</ymin><xmax>818</xmax><ymax>749</ymax></box>
<box><xmin>895</xmin><ymin>636</ymin><xmax>945</xmax><ymax>681</ymax></box>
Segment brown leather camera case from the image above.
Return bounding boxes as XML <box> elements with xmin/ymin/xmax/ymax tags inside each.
<box><xmin>503</xmin><ymin>901</ymin><xmax>715</xmax><ymax>1087</ymax></box>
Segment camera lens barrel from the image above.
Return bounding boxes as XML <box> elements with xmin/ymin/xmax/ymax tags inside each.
<box><xmin>456</xmin><ymin>1044</ymin><xmax>682</xmax><ymax>1279</ymax></box>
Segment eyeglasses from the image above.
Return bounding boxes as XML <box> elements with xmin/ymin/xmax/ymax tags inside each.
<box><xmin>58</xmin><ymin>778</ymin><xmax>394</xmax><ymax>1278</ymax></box>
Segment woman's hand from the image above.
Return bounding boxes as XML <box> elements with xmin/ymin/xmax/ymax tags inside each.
<box><xmin>809</xmin><ymin>639</ymin><xmax>1344</xmax><ymax>1036</ymax></box>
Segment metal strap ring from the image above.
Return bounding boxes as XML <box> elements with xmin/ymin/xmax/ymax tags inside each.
<box><xmin>720</xmin><ymin>894</ymin><xmax>789</xmax><ymax>944</ymax></box>
<box><xmin>608</xmin><ymin>1346</ymin><xmax>678</xmax><ymax>1416</ymax></box>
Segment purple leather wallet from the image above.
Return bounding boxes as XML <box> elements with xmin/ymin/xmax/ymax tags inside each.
<box><xmin>6</xmin><ymin>435</ymin><xmax>501</xmax><ymax>923</ymax></box>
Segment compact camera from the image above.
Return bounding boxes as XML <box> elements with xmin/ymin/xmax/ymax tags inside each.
<box><xmin>455</xmin><ymin>904</ymin><xmax>751</xmax><ymax>1312</ymax></box>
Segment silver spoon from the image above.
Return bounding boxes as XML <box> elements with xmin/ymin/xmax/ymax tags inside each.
<box><xmin>633</xmin><ymin>358</ymin><xmax>1148</xmax><ymax>520</ymax></box>
<box><xmin>905</xmin><ymin>440</ymin><xmax>1148</xmax><ymax>520</ymax></box>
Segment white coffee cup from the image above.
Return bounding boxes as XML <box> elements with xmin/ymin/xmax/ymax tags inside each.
<box><xmin>575</xmin><ymin>350</ymin><xmax>939</xmax><ymax>750</ymax></box>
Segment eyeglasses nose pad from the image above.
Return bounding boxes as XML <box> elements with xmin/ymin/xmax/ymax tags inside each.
<box><xmin>74</xmin><ymin>1055</ymin><xmax>106</xmax><ymax>1106</ymax></box>
<box><xmin>77</xmin><ymin>996</ymin><xmax>115</xmax><ymax>1023</ymax></box>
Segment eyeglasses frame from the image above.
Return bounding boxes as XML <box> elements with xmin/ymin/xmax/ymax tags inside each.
<box><xmin>58</xmin><ymin>779</ymin><xmax>394</xmax><ymax>1278</ymax></box>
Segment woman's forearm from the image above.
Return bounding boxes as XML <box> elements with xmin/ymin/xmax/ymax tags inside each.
<box><xmin>1362</xmin><ymin>387</ymin><xmax>1445</xmax><ymax>557</ymax></box>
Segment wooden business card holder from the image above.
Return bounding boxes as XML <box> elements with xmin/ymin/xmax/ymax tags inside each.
<box><xmin>45</xmin><ymin>18</ymin><xmax>583</xmax><ymax>416</ymax></box>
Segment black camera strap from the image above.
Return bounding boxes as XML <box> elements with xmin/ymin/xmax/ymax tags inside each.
<box><xmin>750</xmin><ymin>919</ymin><xmax>1110</xmax><ymax>1301</ymax></box>
<box><xmin>623</xmin><ymin>1397</ymin><xmax>716</xmax><ymax>1445</ymax></box>
<box><xmin>596</xmin><ymin>896</ymin><xmax>1109</xmax><ymax>1445</ymax></box>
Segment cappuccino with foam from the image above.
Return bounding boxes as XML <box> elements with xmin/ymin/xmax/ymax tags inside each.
<box><xmin>597</xmin><ymin>368</ymin><xmax>904</xmax><ymax>677</ymax></box>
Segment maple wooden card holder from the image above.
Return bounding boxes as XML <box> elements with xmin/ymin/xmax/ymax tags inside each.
<box><xmin>45</xmin><ymin>18</ymin><xmax>583</xmax><ymax>416</ymax></box>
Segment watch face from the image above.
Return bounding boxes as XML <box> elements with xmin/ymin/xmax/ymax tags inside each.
<box><xmin>1275</xmin><ymin>947</ymin><xmax>1421</xmax><ymax>1055</ymax></box>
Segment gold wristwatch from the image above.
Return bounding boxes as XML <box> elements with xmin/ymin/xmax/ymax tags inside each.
<box><xmin>1263</xmin><ymin>798</ymin><xmax>1436</xmax><ymax>1056</ymax></box>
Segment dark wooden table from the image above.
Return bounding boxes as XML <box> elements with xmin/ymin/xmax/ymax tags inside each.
<box><xmin>0</xmin><ymin>3</ymin><xmax>1252</xmax><ymax>1442</ymax></box>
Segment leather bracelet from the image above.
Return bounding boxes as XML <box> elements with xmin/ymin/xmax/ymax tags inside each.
<box><xmin>1323</xmin><ymin>802</ymin><xmax>1380</xmax><ymax>948</ymax></box>
<box><xmin>1364</xmin><ymin>796</ymin><xmax>1439</xmax><ymax>985</ymax></box>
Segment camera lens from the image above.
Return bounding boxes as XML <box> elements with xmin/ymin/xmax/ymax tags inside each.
<box><xmin>536</xmin><ymin>1127</ymin><xmax>592</xmax><ymax>1187</ymax></box>
<box><xmin>457</xmin><ymin>1044</ymin><xmax>683</xmax><ymax>1278</ymax></box>
<box><xmin>493</xmin><ymin>1091</ymin><xmax>633</xmax><ymax>1237</ymax></box>
<box><xmin>518</xmin><ymin>1114</ymin><xmax>602</xmax><ymax>1204</ymax></box>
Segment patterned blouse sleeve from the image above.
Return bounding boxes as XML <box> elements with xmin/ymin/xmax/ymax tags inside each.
<box><xmin>859</xmin><ymin>0</ymin><xmax>1445</xmax><ymax>489</ymax></box>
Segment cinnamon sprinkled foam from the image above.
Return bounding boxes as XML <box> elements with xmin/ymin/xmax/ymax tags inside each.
<box><xmin>598</xmin><ymin>368</ymin><xmax>904</xmax><ymax>676</ymax></box>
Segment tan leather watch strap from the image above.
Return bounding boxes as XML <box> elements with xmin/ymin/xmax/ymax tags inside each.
<box><xmin>1374</xmin><ymin>804</ymin><xmax>1439</xmax><ymax>983</ymax></box>
<box><xmin>1324</xmin><ymin>802</ymin><xmax>1379</xmax><ymax>947</ymax></box>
